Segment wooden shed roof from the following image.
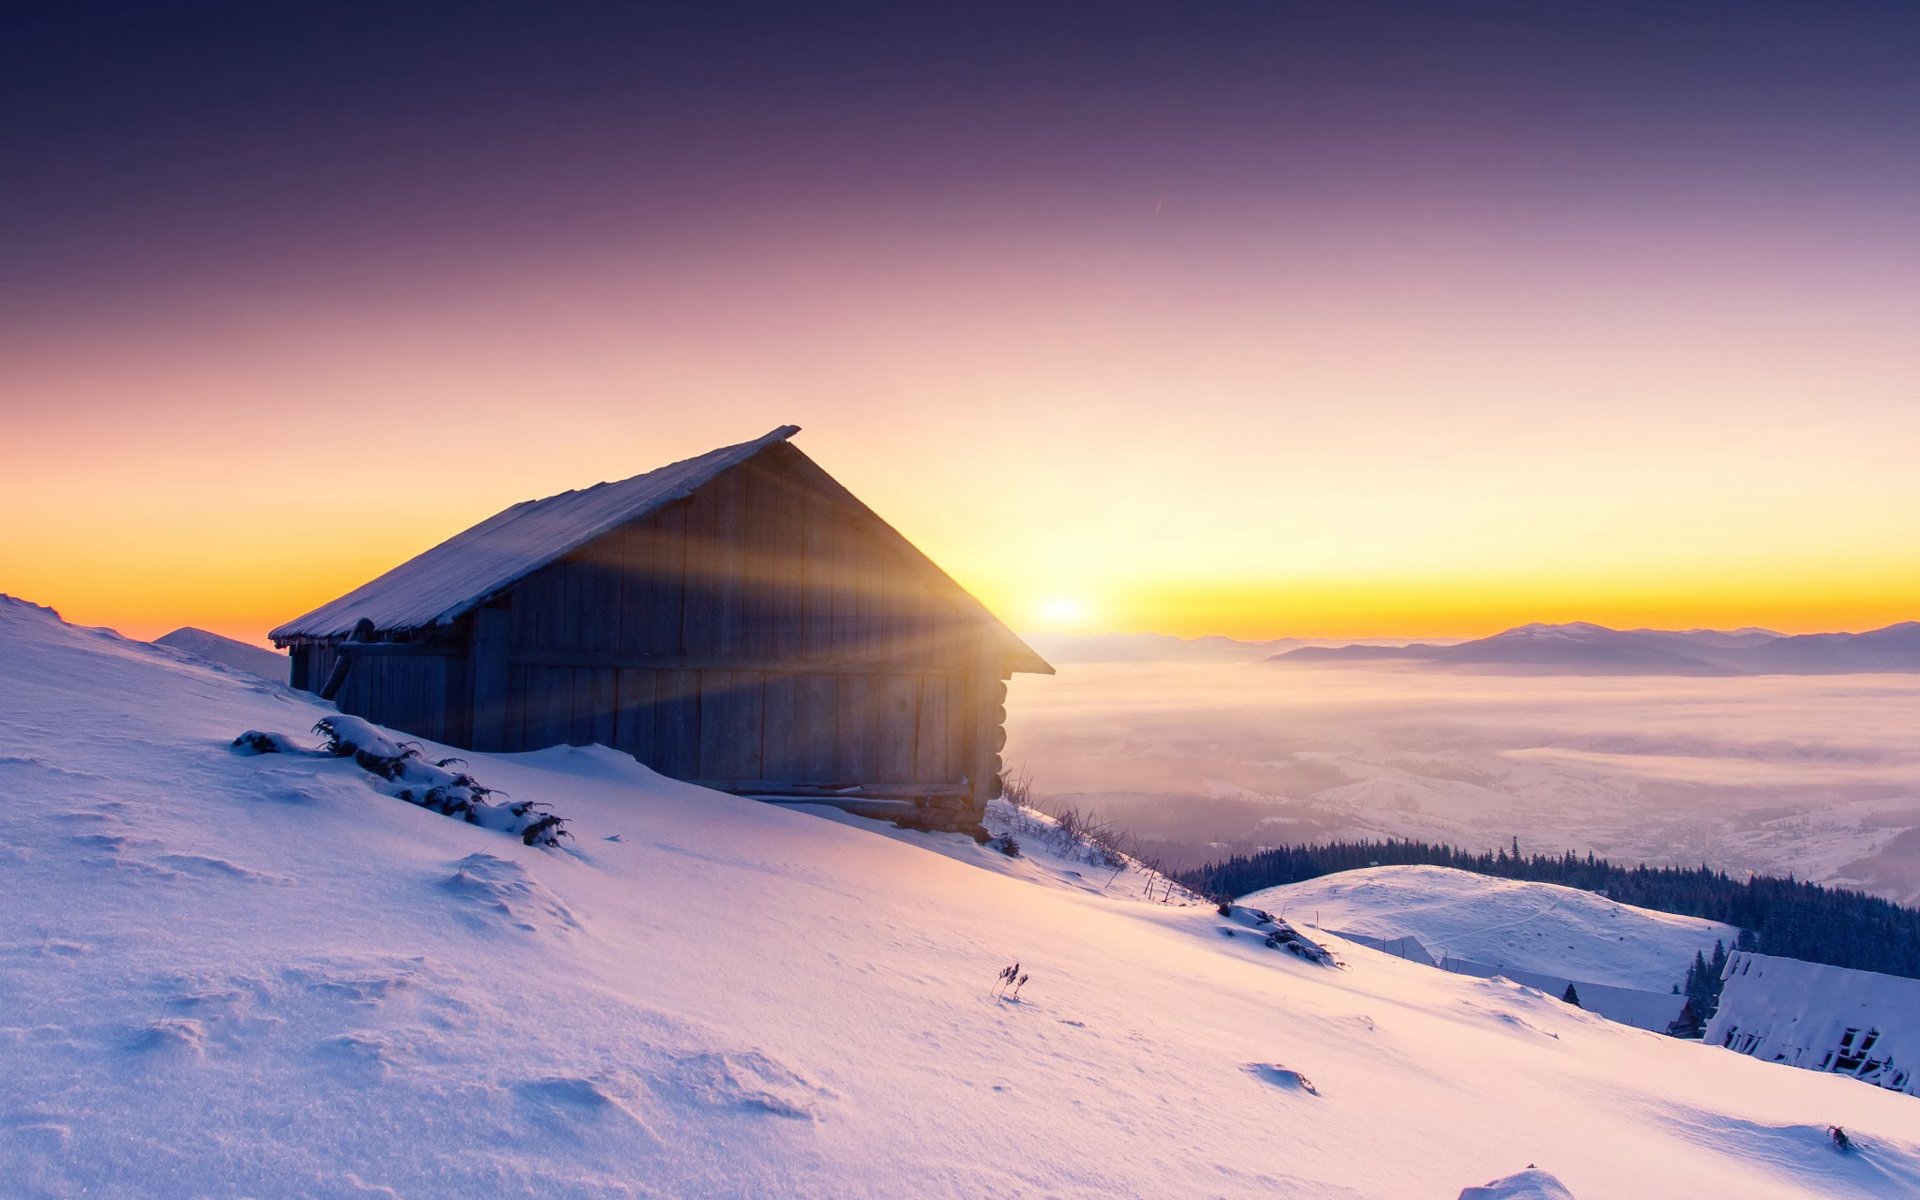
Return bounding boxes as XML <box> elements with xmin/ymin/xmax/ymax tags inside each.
<box><xmin>270</xmin><ymin>427</ymin><xmax>1052</xmax><ymax>674</ymax></box>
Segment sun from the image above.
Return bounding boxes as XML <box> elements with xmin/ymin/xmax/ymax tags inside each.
<box><xmin>1034</xmin><ymin>595</ymin><xmax>1093</xmax><ymax>630</ymax></box>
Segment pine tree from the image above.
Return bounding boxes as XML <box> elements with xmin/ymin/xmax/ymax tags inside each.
<box><xmin>1561</xmin><ymin>983</ymin><xmax>1581</xmax><ymax>1007</ymax></box>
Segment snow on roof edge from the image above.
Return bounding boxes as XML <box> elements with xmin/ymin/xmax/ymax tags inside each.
<box><xmin>270</xmin><ymin>426</ymin><xmax>801</xmax><ymax>642</ymax></box>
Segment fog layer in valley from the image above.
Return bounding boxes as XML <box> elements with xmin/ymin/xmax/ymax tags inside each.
<box><xmin>1006</xmin><ymin>659</ymin><xmax>1920</xmax><ymax>903</ymax></box>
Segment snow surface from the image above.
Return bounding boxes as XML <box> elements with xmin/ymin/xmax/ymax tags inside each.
<box><xmin>1708</xmin><ymin>952</ymin><xmax>1919</xmax><ymax>1097</ymax></box>
<box><xmin>5</xmin><ymin>595</ymin><xmax>1920</xmax><ymax>1199</ymax></box>
<box><xmin>1243</xmin><ymin>865</ymin><xmax>1739</xmax><ymax>993</ymax></box>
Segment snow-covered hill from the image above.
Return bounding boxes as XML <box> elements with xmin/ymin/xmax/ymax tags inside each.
<box><xmin>151</xmin><ymin>626</ymin><xmax>288</xmax><ymax>681</ymax></box>
<box><xmin>1245</xmin><ymin>865</ymin><xmax>1739</xmax><ymax>992</ymax></box>
<box><xmin>4</xmin><ymin>594</ymin><xmax>1918</xmax><ymax>1199</ymax></box>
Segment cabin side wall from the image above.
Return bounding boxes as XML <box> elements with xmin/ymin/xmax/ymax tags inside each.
<box><xmin>289</xmin><ymin>637</ymin><xmax>472</xmax><ymax>748</ymax></box>
<box><xmin>477</xmin><ymin>451</ymin><xmax>1002</xmax><ymax>815</ymax></box>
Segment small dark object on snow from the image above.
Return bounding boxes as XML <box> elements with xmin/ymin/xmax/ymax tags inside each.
<box><xmin>519</xmin><ymin>813</ymin><xmax>566</xmax><ymax>846</ymax></box>
<box><xmin>1829</xmin><ymin>1125</ymin><xmax>1853</xmax><ymax>1151</ymax></box>
<box><xmin>991</xmin><ymin>834</ymin><xmax>1021</xmax><ymax>857</ymax></box>
<box><xmin>994</xmin><ymin>961</ymin><xmax>1026</xmax><ymax>997</ymax></box>
<box><xmin>1562</xmin><ymin>983</ymin><xmax>1582</xmax><ymax>1008</ymax></box>
<box><xmin>230</xmin><ymin>730</ymin><xmax>284</xmax><ymax>755</ymax></box>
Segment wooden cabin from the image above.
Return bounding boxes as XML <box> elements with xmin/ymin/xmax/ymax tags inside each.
<box><xmin>270</xmin><ymin>427</ymin><xmax>1052</xmax><ymax>830</ymax></box>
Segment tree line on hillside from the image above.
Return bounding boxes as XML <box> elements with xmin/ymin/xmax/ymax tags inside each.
<box><xmin>1178</xmin><ymin>839</ymin><xmax>1920</xmax><ymax>981</ymax></box>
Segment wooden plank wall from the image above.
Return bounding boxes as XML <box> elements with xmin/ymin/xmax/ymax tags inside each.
<box><xmin>493</xmin><ymin>451</ymin><xmax>987</xmax><ymax>797</ymax></box>
<box><xmin>328</xmin><ymin>650</ymin><xmax>469</xmax><ymax>747</ymax></box>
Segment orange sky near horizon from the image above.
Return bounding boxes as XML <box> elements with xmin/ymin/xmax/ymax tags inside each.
<box><xmin>6</xmin><ymin>298</ymin><xmax>1916</xmax><ymax>649</ymax></box>
<box><xmin>5</xmin><ymin>219</ymin><xmax>1919</xmax><ymax>647</ymax></box>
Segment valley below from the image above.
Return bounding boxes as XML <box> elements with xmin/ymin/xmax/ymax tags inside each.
<box><xmin>1008</xmin><ymin>659</ymin><xmax>1920</xmax><ymax>902</ymax></box>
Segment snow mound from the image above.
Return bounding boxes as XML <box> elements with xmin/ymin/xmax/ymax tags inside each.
<box><xmin>1459</xmin><ymin>1168</ymin><xmax>1576</xmax><ymax>1199</ymax></box>
<box><xmin>443</xmin><ymin>853</ymin><xmax>581</xmax><ymax>935</ymax></box>
<box><xmin>1247</xmin><ymin>865</ymin><xmax>1738</xmax><ymax>991</ymax></box>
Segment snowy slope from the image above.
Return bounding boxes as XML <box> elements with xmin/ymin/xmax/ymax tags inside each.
<box><xmin>1242</xmin><ymin>865</ymin><xmax>1740</xmax><ymax>992</ymax></box>
<box><xmin>4</xmin><ymin>595</ymin><xmax>1918</xmax><ymax>1200</ymax></box>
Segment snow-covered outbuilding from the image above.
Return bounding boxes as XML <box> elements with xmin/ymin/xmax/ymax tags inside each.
<box><xmin>1706</xmin><ymin>951</ymin><xmax>1918</xmax><ymax>1096</ymax></box>
<box><xmin>271</xmin><ymin>427</ymin><xmax>1051</xmax><ymax>830</ymax></box>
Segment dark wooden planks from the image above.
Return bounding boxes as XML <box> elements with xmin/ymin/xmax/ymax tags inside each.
<box><xmin>612</xmin><ymin>521</ymin><xmax>651</xmax><ymax>657</ymax></box>
<box><xmin>652</xmin><ymin>668</ymin><xmax>700</xmax><ymax>777</ymax></box>
<box><xmin>877</xmin><ymin>674</ymin><xmax>919</xmax><ymax>783</ymax></box>
<box><xmin>799</xmin><ymin>491</ymin><xmax>835</xmax><ymax>655</ymax></box>
<box><xmin>469</xmin><ymin>607</ymin><xmax>511</xmax><ymax>750</ymax></box>
<box><xmin>794</xmin><ymin>674</ymin><xmax>838</xmax><ymax>782</ymax></box>
<box><xmin>760</xmin><ymin>673</ymin><xmax>800</xmax><ymax>781</ymax></box>
<box><xmin>645</xmin><ymin>506</ymin><xmax>689</xmax><ymax>657</ymax></box>
<box><xmin>698</xmin><ymin>670</ymin><xmax>763</xmax><ymax>781</ymax></box>
<box><xmin>680</xmin><ymin>482</ymin><xmax>721</xmax><ymax>657</ymax></box>
<box><xmin>914</xmin><ymin>673</ymin><xmax>952</xmax><ymax>783</ymax></box>
<box><xmin>614</xmin><ymin>668</ymin><xmax>655</xmax><ymax>764</ymax></box>
<box><xmin>710</xmin><ymin>470</ymin><xmax>746</xmax><ymax>657</ymax></box>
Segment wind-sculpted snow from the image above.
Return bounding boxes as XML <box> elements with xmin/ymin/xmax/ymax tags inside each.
<box><xmin>4</xmin><ymin>595</ymin><xmax>1920</xmax><ymax>1199</ymax></box>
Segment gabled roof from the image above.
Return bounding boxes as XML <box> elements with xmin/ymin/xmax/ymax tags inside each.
<box><xmin>269</xmin><ymin>427</ymin><xmax>1052</xmax><ymax>674</ymax></box>
<box><xmin>271</xmin><ymin>427</ymin><xmax>803</xmax><ymax>643</ymax></box>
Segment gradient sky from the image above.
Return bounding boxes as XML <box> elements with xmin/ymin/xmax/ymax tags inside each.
<box><xmin>4</xmin><ymin>1</ymin><xmax>1917</xmax><ymax>643</ymax></box>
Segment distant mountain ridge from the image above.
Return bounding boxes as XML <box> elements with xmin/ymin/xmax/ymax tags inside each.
<box><xmin>1272</xmin><ymin>620</ymin><xmax>1920</xmax><ymax>675</ymax></box>
<box><xmin>1023</xmin><ymin>631</ymin><xmax>1457</xmax><ymax>664</ymax></box>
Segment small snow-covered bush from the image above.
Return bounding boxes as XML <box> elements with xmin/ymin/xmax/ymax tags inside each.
<box><xmin>314</xmin><ymin>717</ymin><xmax>569</xmax><ymax>847</ymax></box>
<box><xmin>1263</xmin><ymin>921</ymin><xmax>1337</xmax><ymax>967</ymax></box>
<box><xmin>231</xmin><ymin>717</ymin><xmax>569</xmax><ymax>847</ymax></box>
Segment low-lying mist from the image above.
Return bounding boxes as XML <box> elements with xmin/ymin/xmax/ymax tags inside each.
<box><xmin>1005</xmin><ymin>660</ymin><xmax>1920</xmax><ymax>904</ymax></box>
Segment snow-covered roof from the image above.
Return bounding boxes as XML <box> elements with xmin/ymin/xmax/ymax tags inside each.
<box><xmin>273</xmin><ymin>427</ymin><xmax>804</xmax><ymax>642</ymax></box>
<box><xmin>270</xmin><ymin>427</ymin><xmax>1050</xmax><ymax>675</ymax></box>
<box><xmin>1707</xmin><ymin>951</ymin><xmax>1918</xmax><ymax>1095</ymax></box>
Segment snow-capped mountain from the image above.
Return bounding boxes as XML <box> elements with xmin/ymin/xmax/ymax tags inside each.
<box><xmin>151</xmin><ymin>626</ymin><xmax>289</xmax><ymax>681</ymax></box>
<box><xmin>1272</xmin><ymin>621</ymin><xmax>1920</xmax><ymax>674</ymax></box>
<box><xmin>4</xmin><ymin>594</ymin><xmax>1918</xmax><ymax>1199</ymax></box>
